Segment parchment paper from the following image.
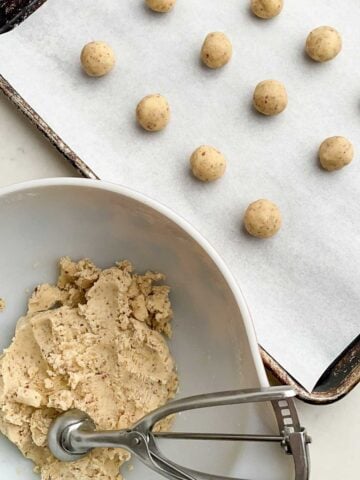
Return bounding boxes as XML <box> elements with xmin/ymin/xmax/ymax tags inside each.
<box><xmin>0</xmin><ymin>0</ymin><xmax>359</xmax><ymax>391</ymax></box>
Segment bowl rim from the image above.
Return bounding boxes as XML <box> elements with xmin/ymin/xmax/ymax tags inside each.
<box><xmin>0</xmin><ymin>177</ymin><xmax>268</xmax><ymax>387</ymax></box>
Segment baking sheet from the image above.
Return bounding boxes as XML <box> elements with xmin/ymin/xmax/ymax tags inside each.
<box><xmin>0</xmin><ymin>0</ymin><xmax>359</xmax><ymax>391</ymax></box>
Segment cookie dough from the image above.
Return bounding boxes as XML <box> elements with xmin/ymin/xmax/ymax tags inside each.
<box><xmin>305</xmin><ymin>26</ymin><xmax>342</xmax><ymax>62</ymax></box>
<box><xmin>319</xmin><ymin>136</ymin><xmax>354</xmax><ymax>171</ymax></box>
<box><xmin>253</xmin><ymin>80</ymin><xmax>288</xmax><ymax>116</ymax></box>
<box><xmin>190</xmin><ymin>145</ymin><xmax>227</xmax><ymax>182</ymax></box>
<box><xmin>146</xmin><ymin>0</ymin><xmax>176</xmax><ymax>12</ymax></box>
<box><xmin>251</xmin><ymin>0</ymin><xmax>283</xmax><ymax>19</ymax></box>
<box><xmin>201</xmin><ymin>32</ymin><xmax>233</xmax><ymax>69</ymax></box>
<box><xmin>80</xmin><ymin>41</ymin><xmax>116</xmax><ymax>77</ymax></box>
<box><xmin>136</xmin><ymin>94</ymin><xmax>170</xmax><ymax>132</ymax></box>
<box><xmin>244</xmin><ymin>199</ymin><xmax>282</xmax><ymax>238</ymax></box>
<box><xmin>0</xmin><ymin>298</ymin><xmax>5</xmax><ymax>311</ymax></box>
<box><xmin>0</xmin><ymin>258</ymin><xmax>178</xmax><ymax>480</ymax></box>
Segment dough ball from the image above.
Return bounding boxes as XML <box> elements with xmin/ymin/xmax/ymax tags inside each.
<box><xmin>253</xmin><ymin>80</ymin><xmax>288</xmax><ymax>116</ymax></box>
<box><xmin>201</xmin><ymin>32</ymin><xmax>233</xmax><ymax>69</ymax></box>
<box><xmin>251</xmin><ymin>0</ymin><xmax>283</xmax><ymax>19</ymax></box>
<box><xmin>319</xmin><ymin>136</ymin><xmax>354</xmax><ymax>171</ymax></box>
<box><xmin>145</xmin><ymin>0</ymin><xmax>176</xmax><ymax>12</ymax></box>
<box><xmin>244</xmin><ymin>199</ymin><xmax>282</xmax><ymax>238</ymax></box>
<box><xmin>305</xmin><ymin>26</ymin><xmax>342</xmax><ymax>62</ymax></box>
<box><xmin>136</xmin><ymin>94</ymin><xmax>170</xmax><ymax>132</ymax></box>
<box><xmin>80</xmin><ymin>41</ymin><xmax>116</xmax><ymax>77</ymax></box>
<box><xmin>190</xmin><ymin>145</ymin><xmax>227</xmax><ymax>182</ymax></box>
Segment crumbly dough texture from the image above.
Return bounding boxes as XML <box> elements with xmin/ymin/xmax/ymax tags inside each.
<box><xmin>244</xmin><ymin>199</ymin><xmax>282</xmax><ymax>238</ymax></box>
<box><xmin>81</xmin><ymin>41</ymin><xmax>116</xmax><ymax>77</ymax></box>
<box><xmin>251</xmin><ymin>0</ymin><xmax>283</xmax><ymax>19</ymax></box>
<box><xmin>0</xmin><ymin>257</ymin><xmax>178</xmax><ymax>480</ymax></box>
<box><xmin>305</xmin><ymin>26</ymin><xmax>342</xmax><ymax>62</ymax></box>
<box><xmin>201</xmin><ymin>32</ymin><xmax>233</xmax><ymax>69</ymax></box>
<box><xmin>319</xmin><ymin>136</ymin><xmax>354</xmax><ymax>171</ymax></box>
<box><xmin>253</xmin><ymin>80</ymin><xmax>288</xmax><ymax>116</ymax></box>
<box><xmin>0</xmin><ymin>298</ymin><xmax>5</xmax><ymax>311</ymax></box>
<box><xmin>136</xmin><ymin>94</ymin><xmax>170</xmax><ymax>132</ymax></box>
<box><xmin>190</xmin><ymin>145</ymin><xmax>227</xmax><ymax>182</ymax></box>
<box><xmin>146</xmin><ymin>0</ymin><xmax>176</xmax><ymax>13</ymax></box>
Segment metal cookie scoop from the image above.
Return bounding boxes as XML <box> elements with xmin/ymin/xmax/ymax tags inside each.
<box><xmin>48</xmin><ymin>386</ymin><xmax>311</xmax><ymax>480</ymax></box>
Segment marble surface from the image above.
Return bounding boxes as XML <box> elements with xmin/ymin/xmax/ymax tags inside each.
<box><xmin>0</xmin><ymin>92</ymin><xmax>358</xmax><ymax>479</ymax></box>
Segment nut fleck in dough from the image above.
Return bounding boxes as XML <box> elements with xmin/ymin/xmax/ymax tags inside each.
<box><xmin>0</xmin><ymin>257</ymin><xmax>178</xmax><ymax>480</ymax></box>
<box><xmin>319</xmin><ymin>136</ymin><xmax>354</xmax><ymax>171</ymax></box>
<box><xmin>136</xmin><ymin>94</ymin><xmax>170</xmax><ymax>132</ymax></box>
<box><xmin>251</xmin><ymin>0</ymin><xmax>283</xmax><ymax>19</ymax></box>
<box><xmin>80</xmin><ymin>41</ymin><xmax>116</xmax><ymax>77</ymax></box>
<box><xmin>305</xmin><ymin>26</ymin><xmax>342</xmax><ymax>62</ymax></box>
<box><xmin>253</xmin><ymin>80</ymin><xmax>288</xmax><ymax>116</ymax></box>
<box><xmin>146</xmin><ymin>0</ymin><xmax>176</xmax><ymax>12</ymax></box>
<box><xmin>244</xmin><ymin>199</ymin><xmax>282</xmax><ymax>238</ymax></box>
<box><xmin>190</xmin><ymin>145</ymin><xmax>227</xmax><ymax>182</ymax></box>
<box><xmin>0</xmin><ymin>298</ymin><xmax>5</xmax><ymax>311</ymax></box>
<box><xmin>201</xmin><ymin>32</ymin><xmax>233</xmax><ymax>69</ymax></box>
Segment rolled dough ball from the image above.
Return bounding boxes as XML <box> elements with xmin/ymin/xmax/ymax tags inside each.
<box><xmin>244</xmin><ymin>199</ymin><xmax>282</xmax><ymax>238</ymax></box>
<box><xmin>80</xmin><ymin>41</ymin><xmax>115</xmax><ymax>77</ymax></box>
<box><xmin>136</xmin><ymin>94</ymin><xmax>170</xmax><ymax>132</ymax></box>
<box><xmin>145</xmin><ymin>0</ymin><xmax>176</xmax><ymax>12</ymax></box>
<box><xmin>190</xmin><ymin>145</ymin><xmax>227</xmax><ymax>182</ymax></box>
<box><xmin>251</xmin><ymin>0</ymin><xmax>283</xmax><ymax>19</ymax></box>
<box><xmin>305</xmin><ymin>26</ymin><xmax>342</xmax><ymax>62</ymax></box>
<box><xmin>201</xmin><ymin>32</ymin><xmax>233</xmax><ymax>69</ymax></box>
<box><xmin>319</xmin><ymin>136</ymin><xmax>354</xmax><ymax>171</ymax></box>
<box><xmin>253</xmin><ymin>80</ymin><xmax>288</xmax><ymax>116</ymax></box>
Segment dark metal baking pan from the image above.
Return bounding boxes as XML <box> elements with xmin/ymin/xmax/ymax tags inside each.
<box><xmin>0</xmin><ymin>3</ymin><xmax>358</xmax><ymax>405</ymax></box>
<box><xmin>0</xmin><ymin>0</ymin><xmax>46</xmax><ymax>33</ymax></box>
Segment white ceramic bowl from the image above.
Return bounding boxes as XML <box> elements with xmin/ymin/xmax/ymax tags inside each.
<box><xmin>0</xmin><ymin>179</ymin><xmax>290</xmax><ymax>479</ymax></box>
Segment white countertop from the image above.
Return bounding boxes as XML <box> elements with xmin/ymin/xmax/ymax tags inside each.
<box><xmin>0</xmin><ymin>92</ymin><xmax>358</xmax><ymax>479</ymax></box>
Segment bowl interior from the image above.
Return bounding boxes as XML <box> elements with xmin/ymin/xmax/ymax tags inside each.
<box><xmin>0</xmin><ymin>180</ymin><xmax>291</xmax><ymax>479</ymax></box>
